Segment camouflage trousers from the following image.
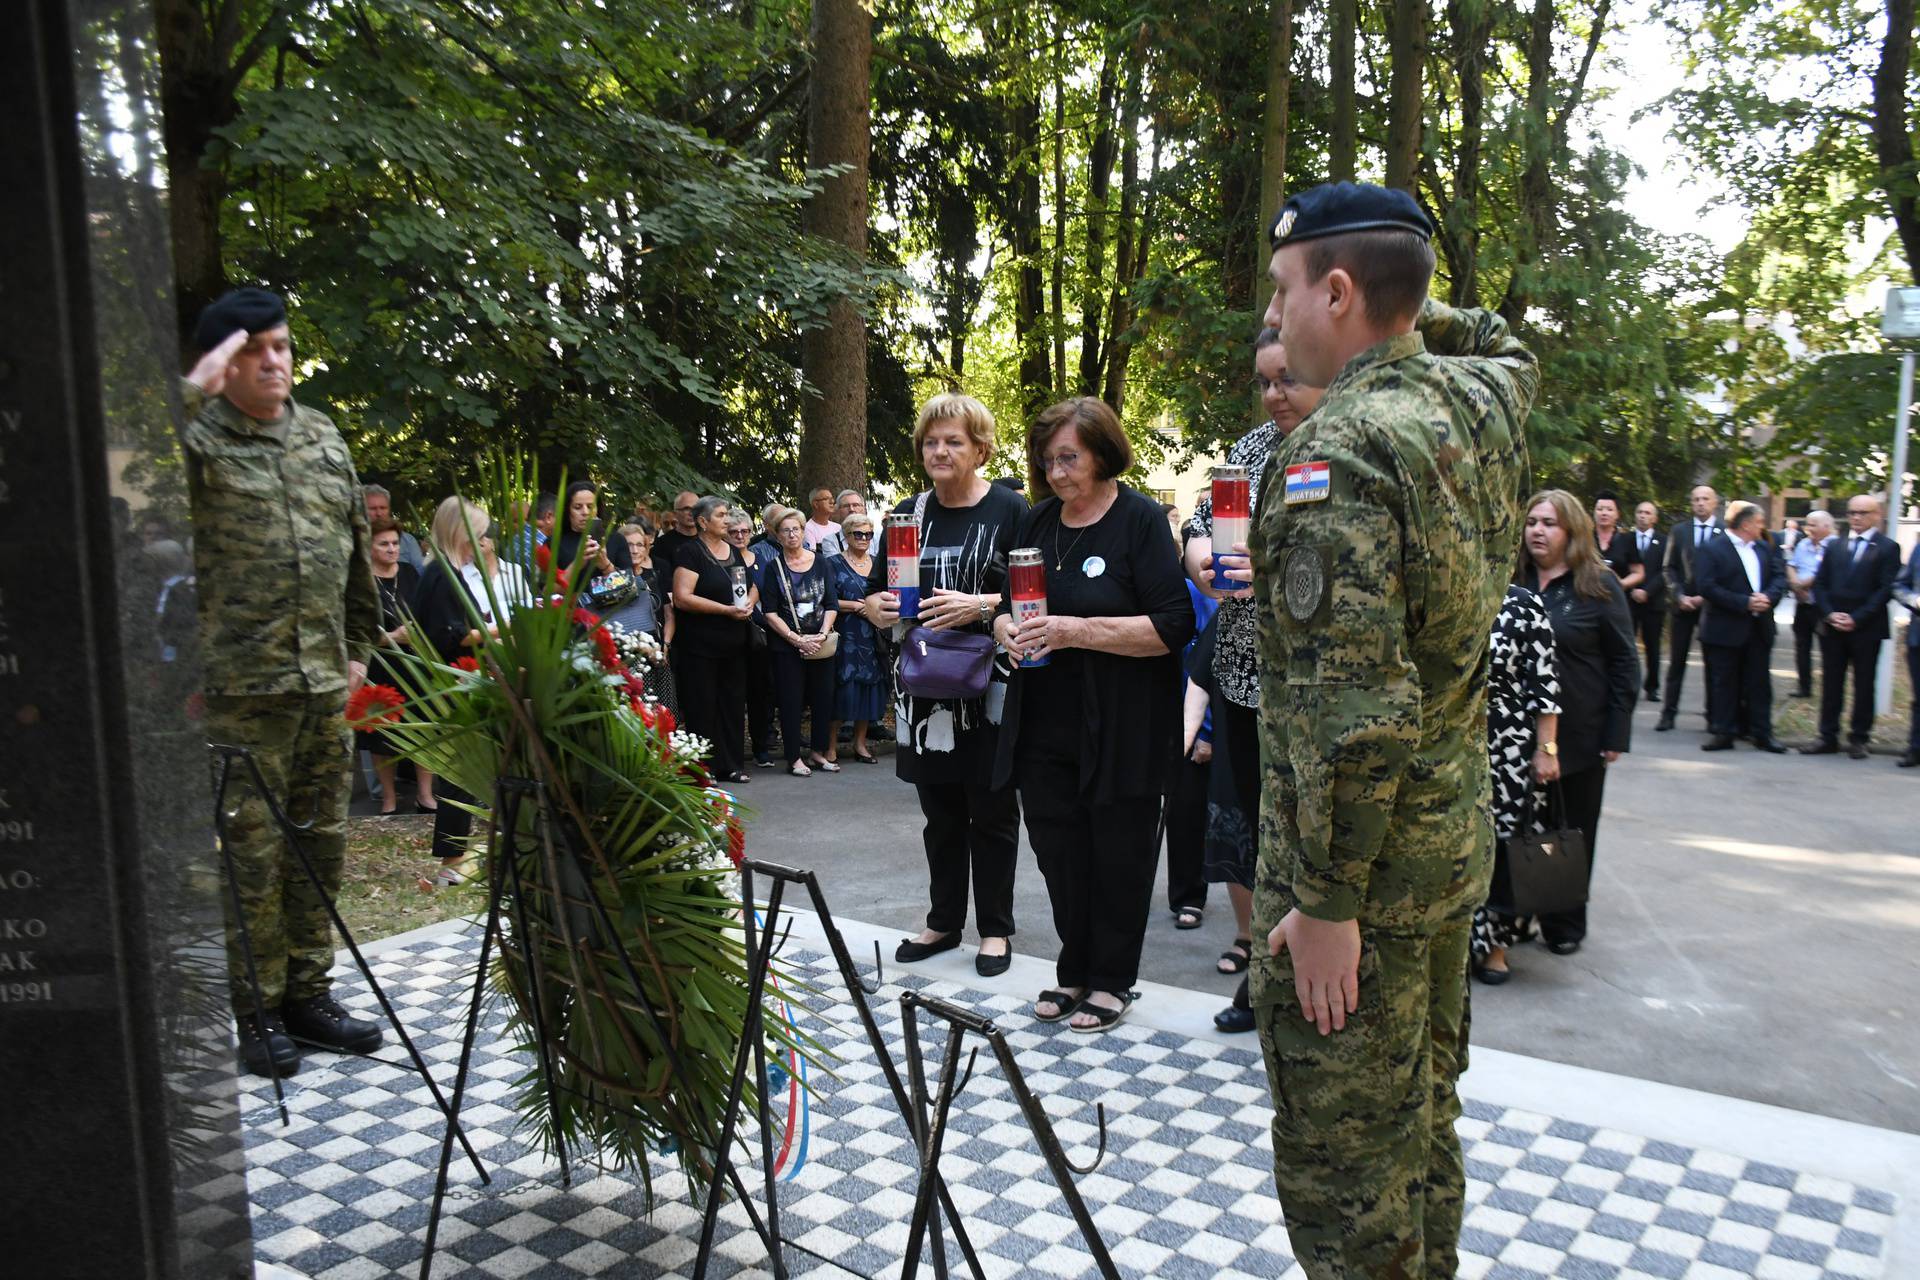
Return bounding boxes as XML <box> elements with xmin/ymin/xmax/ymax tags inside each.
<box><xmin>1251</xmin><ymin>920</ymin><xmax>1472</xmax><ymax>1279</ymax></box>
<box><xmin>207</xmin><ymin>692</ymin><xmax>352</xmax><ymax>1012</ymax></box>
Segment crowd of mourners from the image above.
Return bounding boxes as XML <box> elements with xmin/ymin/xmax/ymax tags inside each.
<box><xmin>135</xmin><ymin>336</ymin><xmax>1920</xmax><ymax>1032</ymax></box>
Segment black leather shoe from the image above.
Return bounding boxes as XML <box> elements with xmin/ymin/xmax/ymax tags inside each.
<box><xmin>282</xmin><ymin>994</ymin><xmax>383</xmax><ymax>1054</ymax></box>
<box><xmin>1213</xmin><ymin>1003</ymin><xmax>1256</xmax><ymax>1033</ymax></box>
<box><xmin>1899</xmin><ymin>752</ymin><xmax>1920</xmax><ymax>768</ymax></box>
<box><xmin>1849</xmin><ymin>743</ymin><xmax>1870</xmax><ymax>760</ymax></box>
<box><xmin>1801</xmin><ymin>740</ymin><xmax>1841</xmax><ymax>755</ymax></box>
<box><xmin>1790</xmin><ymin>689</ymin><xmax>1812</xmax><ymax>699</ymax></box>
<box><xmin>1701</xmin><ymin>735</ymin><xmax>1735</xmax><ymax>751</ymax></box>
<box><xmin>974</xmin><ymin>945</ymin><xmax>1011</xmax><ymax>978</ymax></box>
<box><xmin>895</xmin><ymin>933</ymin><xmax>960</xmax><ymax>963</ymax></box>
<box><xmin>1754</xmin><ymin>738</ymin><xmax>1788</xmax><ymax>753</ymax></box>
<box><xmin>1545</xmin><ymin>939</ymin><xmax>1582</xmax><ymax>956</ymax></box>
<box><xmin>1654</xmin><ymin>712</ymin><xmax>1676</xmax><ymax>731</ymax></box>
<box><xmin>237</xmin><ymin>1011</ymin><xmax>301</xmax><ymax>1078</ymax></box>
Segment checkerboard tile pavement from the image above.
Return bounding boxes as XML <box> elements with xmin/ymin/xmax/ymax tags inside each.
<box><xmin>238</xmin><ymin>930</ymin><xmax>1897</xmax><ymax>1279</ymax></box>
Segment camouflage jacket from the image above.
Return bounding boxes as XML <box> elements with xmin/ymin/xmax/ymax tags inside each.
<box><xmin>1250</xmin><ymin>302</ymin><xmax>1535</xmax><ymax>936</ymax></box>
<box><xmin>178</xmin><ymin>379</ymin><xmax>379</xmax><ymax>696</ymax></box>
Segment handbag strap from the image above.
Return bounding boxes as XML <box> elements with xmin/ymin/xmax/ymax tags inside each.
<box><xmin>1530</xmin><ymin>778</ymin><xmax>1570</xmax><ymax>831</ymax></box>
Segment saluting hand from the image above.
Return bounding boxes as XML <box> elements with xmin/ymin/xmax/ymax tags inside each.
<box><xmin>1269</xmin><ymin>910</ymin><xmax>1361</xmax><ymax>1036</ymax></box>
<box><xmin>185</xmin><ymin>329</ymin><xmax>249</xmax><ymax>397</ymax></box>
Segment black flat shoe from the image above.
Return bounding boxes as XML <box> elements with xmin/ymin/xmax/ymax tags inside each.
<box><xmin>1701</xmin><ymin>735</ymin><xmax>1735</xmax><ymax>751</ymax></box>
<box><xmin>1545</xmin><ymin>939</ymin><xmax>1582</xmax><ymax>956</ymax></box>
<box><xmin>1654</xmin><ymin>713</ymin><xmax>1676</xmax><ymax>731</ymax></box>
<box><xmin>1849</xmin><ymin>743</ymin><xmax>1870</xmax><ymax>760</ymax></box>
<box><xmin>895</xmin><ymin>933</ymin><xmax>959</xmax><ymax>963</ymax></box>
<box><xmin>1214</xmin><ymin>1003</ymin><xmax>1256</xmax><ymax>1033</ymax></box>
<box><xmin>1754</xmin><ymin>738</ymin><xmax>1788</xmax><ymax>753</ymax></box>
<box><xmin>1801</xmin><ymin>740</ymin><xmax>1841</xmax><ymax>755</ymax></box>
<box><xmin>975</xmin><ymin>946</ymin><xmax>1011</xmax><ymax>978</ymax></box>
<box><xmin>1899</xmin><ymin>752</ymin><xmax>1920</xmax><ymax>768</ymax></box>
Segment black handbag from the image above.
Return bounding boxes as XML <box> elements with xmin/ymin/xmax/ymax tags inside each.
<box><xmin>1491</xmin><ymin>782</ymin><xmax>1591</xmax><ymax>917</ymax></box>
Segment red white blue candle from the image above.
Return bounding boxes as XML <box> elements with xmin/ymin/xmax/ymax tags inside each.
<box><xmin>1211</xmin><ymin>464</ymin><xmax>1251</xmax><ymax>591</ymax></box>
<box><xmin>1007</xmin><ymin>548</ymin><xmax>1049</xmax><ymax>668</ymax></box>
<box><xmin>885</xmin><ymin>512</ymin><xmax>920</xmax><ymax>619</ymax></box>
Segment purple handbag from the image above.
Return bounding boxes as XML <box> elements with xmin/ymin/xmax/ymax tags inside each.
<box><xmin>898</xmin><ymin>625</ymin><xmax>996</xmax><ymax>701</ymax></box>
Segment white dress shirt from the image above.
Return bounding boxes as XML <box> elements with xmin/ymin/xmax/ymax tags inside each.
<box><xmin>1734</xmin><ymin>537</ymin><xmax>1762</xmax><ymax>592</ymax></box>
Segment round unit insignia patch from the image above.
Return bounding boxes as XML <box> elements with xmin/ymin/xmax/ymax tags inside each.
<box><xmin>1283</xmin><ymin>546</ymin><xmax>1325</xmax><ymax>622</ymax></box>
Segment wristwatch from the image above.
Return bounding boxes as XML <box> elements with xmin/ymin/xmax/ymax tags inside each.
<box><xmin>977</xmin><ymin>597</ymin><xmax>992</xmax><ymax>623</ymax></box>
<box><xmin>1541</xmin><ymin>741</ymin><xmax>1558</xmax><ymax>756</ymax></box>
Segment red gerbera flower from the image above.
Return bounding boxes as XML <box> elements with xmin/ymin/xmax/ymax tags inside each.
<box><xmin>726</xmin><ymin>814</ymin><xmax>746</xmax><ymax>868</ymax></box>
<box><xmin>593</xmin><ymin>626</ymin><xmax>622</xmax><ymax>671</ymax></box>
<box><xmin>655</xmin><ymin>703</ymin><xmax>676</xmax><ymax>736</ymax></box>
<box><xmin>535</xmin><ymin>543</ymin><xmax>552</xmax><ymax>571</ymax></box>
<box><xmin>346</xmin><ymin>683</ymin><xmax>405</xmax><ymax>727</ymax></box>
<box><xmin>453</xmin><ymin>656</ymin><xmax>480</xmax><ymax>673</ymax></box>
<box><xmin>571</xmin><ymin>607</ymin><xmax>598</xmax><ymax>627</ymax></box>
<box><xmin>554</xmin><ymin>568</ymin><xmax>570</xmax><ymax>591</ymax></box>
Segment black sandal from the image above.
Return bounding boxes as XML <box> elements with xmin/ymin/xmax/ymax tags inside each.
<box><xmin>1218</xmin><ymin>937</ymin><xmax>1252</xmax><ymax>974</ymax></box>
<box><xmin>1033</xmin><ymin>989</ymin><xmax>1083</xmax><ymax>1023</ymax></box>
<box><xmin>1173</xmin><ymin>907</ymin><xmax>1204</xmax><ymax>930</ymax></box>
<box><xmin>1069</xmin><ymin>992</ymin><xmax>1134</xmax><ymax>1034</ymax></box>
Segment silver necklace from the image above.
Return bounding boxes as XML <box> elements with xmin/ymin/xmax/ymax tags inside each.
<box><xmin>1052</xmin><ymin>516</ymin><xmax>1091</xmax><ymax>572</ymax></box>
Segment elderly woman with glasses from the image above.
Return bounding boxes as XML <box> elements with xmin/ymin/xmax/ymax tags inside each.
<box><xmin>760</xmin><ymin>507</ymin><xmax>840</xmax><ymax>775</ymax></box>
<box><xmin>993</xmin><ymin>397</ymin><xmax>1195</xmax><ymax>1032</ymax></box>
<box><xmin>827</xmin><ymin>510</ymin><xmax>886</xmax><ymax>764</ymax></box>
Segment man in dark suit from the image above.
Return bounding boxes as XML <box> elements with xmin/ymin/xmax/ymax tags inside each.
<box><xmin>1808</xmin><ymin>494</ymin><xmax>1903</xmax><ymax>758</ymax></box>
<box><xmin>1697</xmin><ymin>502</ymin><xmax>1787</xmax><ymax>751</ymax></box>
<box><xmin>1894</xmin><ymin>549</ymin><xmax>1920</xmax><ymax>769</ymax></box>
<box><xmin>1657</xmin><ymin>484</ymin><xmax>1723</xmax><ymax>731</ymax></box>
<box><xmin>1629</xmin><ymin>500</ymin><xmax>1667</xmax><ymax>699</ymax></box>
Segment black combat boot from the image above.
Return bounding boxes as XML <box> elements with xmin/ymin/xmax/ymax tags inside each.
<box><xmin>237</xmin><ymin>1011</ymin><xmax>302</xmax><ymax>1078</ymax></box>
<box><xmin>282</xmin><ymin>993</ymin><xmax>384</xmax><ymax>1054</ymax></box>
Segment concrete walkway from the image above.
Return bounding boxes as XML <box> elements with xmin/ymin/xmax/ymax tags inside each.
<box><xmin>739</xmin><ymin>632</ymin><xmax>1920</xmax><ymax>1137</ymax></box>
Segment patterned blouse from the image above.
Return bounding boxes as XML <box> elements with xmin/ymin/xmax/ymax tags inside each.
<box><xmin>1182</xmin><ymin>421</ymin><xmax>1279</xmax><ymax>708</ymax></box>
<box><xmin>1487</xmin><ymin>585</ymin><xmax>1562</xmax><ymax>840</ymax></box>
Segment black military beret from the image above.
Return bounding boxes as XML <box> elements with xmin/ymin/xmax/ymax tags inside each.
<box><xmin>1269</xmin><ymin>182</ymin><xmax>1435</xmax><ymax>250</ymax></box>
<box><xmin>192</xmin><ymin>287</ymin><xmax>287</xmax><ymax>351</ymax></box>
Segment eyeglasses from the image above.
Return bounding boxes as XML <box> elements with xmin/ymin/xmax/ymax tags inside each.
<box><xmin>848</xmin><ymin>530</ymin><xmax>873</xmax><ymax>539</ymax></box>
<box><xmin>1253</xmin><ymin>373</ymin><xmax>1300</xmax><ymax>392</ymax></box>
<box><xmin>1042</xmin><ymin>450</ymin><xmax>1083</xmax><ymax>474</ymax></box>
<box><xmin>727</xmin><ymin>527</ymin><xmax>750</xmax><ymax>537</ymax></box>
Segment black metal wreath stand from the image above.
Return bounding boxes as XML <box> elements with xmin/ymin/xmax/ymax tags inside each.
<box><xmin>898</xmin><ymin>991</ymin><xmax>1121</xmax><ymax>1280</ymax></box>
<box><xmin>416</xmin><ymin>775</ymin><xmax>784</xmax><ymax>1280</ymax></box>
<box><xmin>692</xmin><ymin>859</ymin><xmax>986</xmax><ymax>1280</ymax></box>
<box><xmin>209</xmin><ymin>741</ymin><xmax>487</xmax><ymax>1187</ymax></box>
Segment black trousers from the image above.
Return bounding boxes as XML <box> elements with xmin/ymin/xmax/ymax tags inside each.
<box><xmin>1792</xmin><ymin>602</ymin><xmax>1822</xmax><ymax>695</ymax></box>
<box><xmin>1706</xmin><ymin>629</ymin><xmax>1774</xmax><ymax>741</ymax></box>
<box><xmin>1819</xmin><ymin>628</ymin><xmax>1882</xmax><ymax>745</ymax></box>
<box><xmin>677</xmin><ymin>646</ymin><xmax>747</xmax><ymax>778</ymax></box>
<box><xmin>1536</xmin><ymin>764</ymin><xmax>1609</xmax><ymax>946</ymax></box>
<box><xmin>769</xmin><ymin>643</ymin><xmax>834</xmax><ymax>762</ymax></box>
<box><xmin>1020</xmin><ymin>754</ymin><xmax>1162</xmax><ymax>993</ymax></box>
<box><xmin>1662</xmin><ymin>608</ymin><xmax>1701</xmax><ymax>714</ymax></box>
<box><xmin>1164</xmin><ymin>754</ymin><xmax>1210</xmax><ymax>913</ymax></box>
<box><xmin>1633</xmin><ymin>604</ymin><xmax>1664</xmax><ymax>696</ymax></box>
<box><xmin>917</xmin><ymin>779</ymin><xmax>1020</xmax><ymax>938</ymax></box>
<box><xmin>746</xmin><ymin>642</ymin><xmax>776</xmax><ymax>758</ymax></box>
<box><xmin>432</xmin><ymin>780</ymin><xmax>474</xmax><ymax>863</ymax></box>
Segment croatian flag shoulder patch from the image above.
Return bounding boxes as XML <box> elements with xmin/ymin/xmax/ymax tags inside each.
<box><xmin>1283</xmin><ymin>461</ymin><xmax>1331</xmax><ymax>504</ymax></box>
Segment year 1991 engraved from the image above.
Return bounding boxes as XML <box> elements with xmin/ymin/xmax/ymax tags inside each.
<box><xmin>0</xmin><ymin>981</ymin><xmax>53</xmax><ymax>1003</ymax></box>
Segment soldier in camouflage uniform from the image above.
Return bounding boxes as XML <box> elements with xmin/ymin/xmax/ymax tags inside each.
<box><xmin>180</xmin><ymin>288</ymin><xmax>385</xmax><ymax>1077</ymax></box>
<box><xmin>1245</xmin><ymin>185</ymin><xmax>1536</xmax><ymax>1277</ymax></box>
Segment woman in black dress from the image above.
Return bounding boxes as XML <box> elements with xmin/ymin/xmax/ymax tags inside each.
<box><xmin>363</xmin><ymin>517</ymin><xmax>433</xmax><ymax>815</ymax></box>
<box><xmin>866</xmin><ymin>393</ymin><xmax>1028</xmax><ymax>977</ymax></box>
<box><xmin>670</xmin><ymin>495</ymin><xmax>758</xmax><ymax>784</ymax></box>
<box><xmin>1592</xmin><ymin>489</ymin><xmax>1645</xmax><ymax>597</ymax></box>
<box><xmin>994</xmin><ymin>397</ymin><xmax>1195</xmax><ymax>1032</ymax></box>
<box><xmin>1511</xmin><ymin>489</ymin><xmax>1639</xmax><ymax>955</ymax></box>
<box><xmin>1470</xmin><ymin>585</ymin><xmax>1561</xmax><ymax>983</ymax></box>
<box><xmin>759</xmin><ymin>508</ymin><xmax>840</xmax><ymax>776</ymax></box>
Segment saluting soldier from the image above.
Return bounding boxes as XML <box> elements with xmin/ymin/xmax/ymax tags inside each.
<box><xmin>1246</xmin><ymin>185</ymin><xmax>1536</xmax><ymax>1278</ymax></box>
<box><xmin>180</xmin><ymin>288</ymin><xmax>385</xmax><ymax>1077</ymax></box>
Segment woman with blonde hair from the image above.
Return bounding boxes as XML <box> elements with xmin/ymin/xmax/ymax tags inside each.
<box><xmin>1497</xmin><ymin>489</ymin><xmax>1639</xmax><ymax>958</ymax></box>
<box><xmin>865</xmin><ymin>392</ymin><xmax>1029</xmax><ymax>976</ymax></box>
<box><xmin>412</xmin><ymin>495</ymin><xmax>495</xmax><ymax>887</ymax></box>
<box><xmin>827</xmin><ymin>509</ymin><xmax>886</xmax><ymax>763</ymax></box>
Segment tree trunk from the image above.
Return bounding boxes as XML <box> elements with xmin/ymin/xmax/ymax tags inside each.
<box><xmin>1255</xmin><ymin>0</ymin><xmax>1294</xmax><ymax>287</ymax></box>
<box><xmin>1444</xmin><ymin>0</ymin><xmax>1490</xmax><ymax>305</ymax></box>
<box><xmin>1051</xmin><ymin>26</ymin><xmax>1068</xmax><ymax>395</ymax></box>
<box><xmin>1499</xmin><ymin>0</ymin><xmax>1555</xmax><ymax>325</ymax></box>
<box><xmin>1105</xmin><ymin>110</ymin><xmax>1162</xmax><ymax>413</ymax></box>
<box><xmin>154</xmin><ymin>0</ymin><xmax>233</xmax><ymax>345</ymax></box>
<box><xmin>798</xmin><ymin>0</ymin><xmax>872</xmax><ymax>498</ymax></box>
<box><xmin>1329</xmin><ymin>0</ymin><xmax>1358</xmax><ymax>181</ymax></box>
<box><xmin>1874</xmin><ymin>0</ymin><xmax>1920</xmax><ymax>279</ymax></box>
<box><xmin>1006</xmin><ymin>10</ymin><xmax>1051</xmax><ymax>420</ymax></box>
<box><xmin>1078</xmin><ymin>51</ymin><xmax>1119</xmax><ymax>396</ymax></box>
<box><xmin>1385</xmin><ymin>0</ymin><xmax>1426</xmax><ymax>191</ymax></box>
<box><xmin>1102</xmin><ymin>32</ymin><xmax>1146</xmax><ymax>411</ymax></box>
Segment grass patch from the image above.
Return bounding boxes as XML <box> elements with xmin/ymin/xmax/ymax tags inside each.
<box><xmin>339</xmin><ymin>815</ymin><xmax>484</xmax><ymax>944</ymax></box>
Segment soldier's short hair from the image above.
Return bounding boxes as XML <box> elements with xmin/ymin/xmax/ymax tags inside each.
<box><xmin>1303</xmin><ymin>230</ymin><xmax>1436</xmax><ymax>327</ymax></box>
<box><xmin>1027</xmin><ymin>396</ymin><xmax>1132</xmax><ymax>500</ymax></box>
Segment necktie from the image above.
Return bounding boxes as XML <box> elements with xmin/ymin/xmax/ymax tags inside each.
<box><xmin>1696</xmin><ymin>522</ymin><xmax>1707</xmax><ymax>547</ymax></box>
<box><xmin>1853</xmin><ymin>535</ymin><xmax>1868</xmax><ymax>563</ymax></box>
